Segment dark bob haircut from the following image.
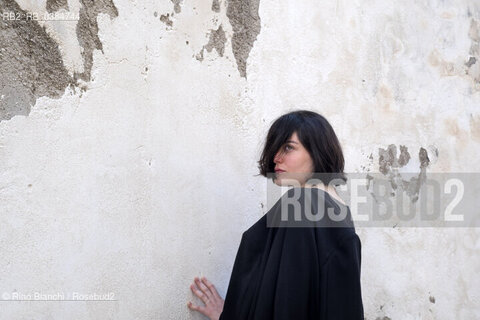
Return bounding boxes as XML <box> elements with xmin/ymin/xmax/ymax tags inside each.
<box><xmin>258</xmin><ymin>110</ymin><xmax>347</xmax><ymax>186</ymax></box>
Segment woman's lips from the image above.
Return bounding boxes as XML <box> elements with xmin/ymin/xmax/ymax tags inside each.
<box><xmin>275</xmin><ymin>170</ymin><xmax>285</xmax><ymax>173</ymax></box>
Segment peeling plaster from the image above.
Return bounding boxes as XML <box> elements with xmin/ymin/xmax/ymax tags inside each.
<box><xmin>46</xmin><ymin>0</ymin><xmax>69</xmax><ymax>13</ymax></box>
<box><xmin>212</xmin><ymin>0</ymin><xmax>220</xmax><ymax>13</ymax></box>
<box><xmin>74</xmin><ymin>0</ymin><xmax>119</xmax><ymax>83</ymax></box>
<box><xmin>0</xmin><ymin>2</ymin><xmax>477</xmax><ymax>319</ymax></box>
<box><xmin>0</xmin><ymin>0</ymin><xmax>74</xmax><ymax>121</ymax></box>
<box><xmin>376</xmin><ymin>144</ymin><xmax>437</xmax><ymax>203</ymax></box>
<box><xmin>196</xmin><ymin>25</ymin><xmax>227</xmax><ymax>62</ymax></box>
<box><xmin>226</xmin><ymin>0</ymin><xmax>261</xmax><ymax>78</ymax></box>
<box><xmin>159</xmin><ymin>0</ymin><xmax>182</xmax><ymax>27</ymax></box>
<box><xmin>378</xmin><ymin>144</ymin><xmax>410</xmax><ymax>175</ymax></box>
<box><xmin>0</xmin><ymin>0</ymin><xmax>119</xmax><ymax>121</ymax></box>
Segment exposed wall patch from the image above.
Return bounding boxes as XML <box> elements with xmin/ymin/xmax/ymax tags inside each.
<box><xmin>160</xmin><ymin>13</ymin><xmax>173</xmax><ymax>27</ymax></box>
<box><xmin>46</xmin><ymin>0</ymin><xmax>69</xmax><ymax>13</ymax></box>
<box><xmin>226</xmin><ymin>0</ymin><xmax>261</xmax><ymax>78</ymax></box>
<box><xmin>376</xmin><ymin>144</ymin><xmax>435</xmax><ymax>203</ymax></box>
<box><xmin>378</xmin><ymin>144</ymin><xmax>410</xmax><ymax>175</ymax></box>
<box><xmin>0</xmin><ymin>0</ymin><xmax>74</xmax><ymax>122</ymax></box>
<box><xmin>196</xmin><ymin>25</ymin><xmax>226</xmax><ymax>62</ymax></box>
<box><xmin>212</xmin><ymin>0</ymin><xmax>220</xmax><ymax>12</ymax></box>
<box><xmin>74</xmin><ymin>0</ymin><xmax>119</xmax><ymax>82</ymax></box>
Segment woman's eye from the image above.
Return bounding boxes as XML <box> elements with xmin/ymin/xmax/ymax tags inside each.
<box><xmin>285</xmin><ymin>145</ymin><xmax>293</xmax><ymax>151</ymax></box>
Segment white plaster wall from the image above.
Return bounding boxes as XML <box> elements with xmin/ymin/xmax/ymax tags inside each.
<box><xmin>0</xmin><ymin>0</ymin><xmax>479</xmax><ymax>319</ymax></box>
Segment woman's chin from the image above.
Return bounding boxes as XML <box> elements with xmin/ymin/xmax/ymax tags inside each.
<box><xmin>273</xmin><ymin>177</ymin><xmax>304</xmax><ymax>187</ymax></box>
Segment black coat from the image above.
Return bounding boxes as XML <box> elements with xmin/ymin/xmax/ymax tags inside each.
<box><xmin>219</xmin><ymin>187</ymin><xmax>364</xmax><ymax>320</ymax></box>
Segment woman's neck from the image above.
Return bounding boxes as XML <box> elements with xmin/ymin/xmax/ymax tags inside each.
<box><xmin>303</xmin><ymin>182</ymin><xmax>347</xmax><ymax>206</ymax></box>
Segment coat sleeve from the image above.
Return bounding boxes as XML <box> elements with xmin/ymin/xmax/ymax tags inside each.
<box><xmin>321</xmin><ymin>233</ymin><xmax>364</xmax><ymax>319</ymax></box>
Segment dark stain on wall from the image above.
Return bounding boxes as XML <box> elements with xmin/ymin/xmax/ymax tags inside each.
<box><xmin>159</xmin><ymin>1</ymin><xmax>183</xmax><ymax>28</ymax></box>
<box><xmin>74</xmin><ymin>0</ymin><xmax>119</xmax><ymax>82</ymax></box>
<box><xmin>398</xmin><ymin>145</ymin><xmax>411</xmax><ymax>167</ymax></box>
<box><xmin>0</xmin><ymin>0</ymin><xmax>74</xmax><ymax>121</ymax></box>
<box><xmin>419</xmin><ymin>147</ymin><xmax>430</xmax><ymax>169</ymax></box>
<box><xmin>46</xmin><ymin>0</ymin><xmax>69</xmax><ymax>13</ymax></box>
<box><xmin>160</xmin><ymin>13</ymin><xmax>173</xmax><ymax>27</ymax></box>
<box><xmin>226</xmin><ymin>0</ymin><xmax>261</xmax><ymax>78</ymax></box>
<box><xmin>465</xmin><ymin>56</ymin><xmax>476</xmax><ymax>68</ymax></box>
<box><xmin>401</xmin><ymin>147</ymin><xmax>428</xmax><ymax>203</ymax></box>
<box><xmin>196</xmin><ymin>25</ymin><xmax>227</xmax><ymax>62</ymax></box>
<box><xmin>378</xmin><ymin>144</ymin><xmax>410</xmax><ymax>175</ymax></box>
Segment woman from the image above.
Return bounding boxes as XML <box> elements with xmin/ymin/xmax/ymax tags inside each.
<box><xmin>187</xmin><ymin>110</ymin><xmax>364</xmax><ymax>319</ymax></box>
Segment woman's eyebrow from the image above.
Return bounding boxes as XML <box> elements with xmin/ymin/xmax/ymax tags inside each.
<box><xmin>286</xmin><ymin>140</ymin><xmax>299</xmax><ymax>144</ymax></box>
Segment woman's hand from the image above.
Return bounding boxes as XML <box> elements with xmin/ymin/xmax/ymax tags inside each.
<box><xmin>187</xmin><ymin>276</ymin><xmax>224</xmax><ymax>320</ymax></box>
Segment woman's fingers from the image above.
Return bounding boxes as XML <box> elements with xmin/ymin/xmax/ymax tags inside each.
<box><xmin>190</xmin><ymin>282</ymin><xmax>210</xmax><ymax>304</ymax></box>
<box><xmin>194</xmin><ymin>277</ymin><xmax>213</xmax><ymax>300</ymax></box>
<box><xmin>187</xmin><ymin>301</ymin><xmax>206</xmax><ymax>313</ymax></box>
<box><xmin>188</xmin><ymin>277</ymin><xmax>224</xmax><ymax>320</ymax></box>
<box><xmin>201</xmin><ymin>277</ymin><xmax>221</xmax><ymax>300</ymax></box>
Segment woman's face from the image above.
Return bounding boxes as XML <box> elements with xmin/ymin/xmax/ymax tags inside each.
<box><xmin>273</xmin><ymin>132</ymin><xmax>314</xmax><ymax>186</ymax></box>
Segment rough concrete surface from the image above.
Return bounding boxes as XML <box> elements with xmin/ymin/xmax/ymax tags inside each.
<box><xmin>226</xmin><ymin>0</ymin><xmax>261</xmax><ymax>78</ymax></box>
<box><xmin>74</xmin><ymin>0</ymin><xmax>119</xmax><ymax>82</ymax></box>
<box><xmin>196</xmin><ymin>25</ymin><xmax>227</xmax><ymax>61</ymax></box>
<box><xmin>46</xmin><ymin>0</ymin><xmax>69</xmax><ymax>13</ymax></box>
<box><xmin>0</xmin><ymin>0</ymin><xmax>73</xmax><ymax>121</ymax></box>
<box><xmin>0</xmin><ymin>0</ymin><xmax>479</xmax><ymax>319</ymax></box>
<box><xmin>212</xmin><ymin>0</ymin><xmax>221</xmax><ymax>13</ymax></box>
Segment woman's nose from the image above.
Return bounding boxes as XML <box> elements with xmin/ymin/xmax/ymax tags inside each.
<box><xmin>274</xmin><ymin>151</ymin><xmax>282</xmax><ymax>163</ymax></box>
